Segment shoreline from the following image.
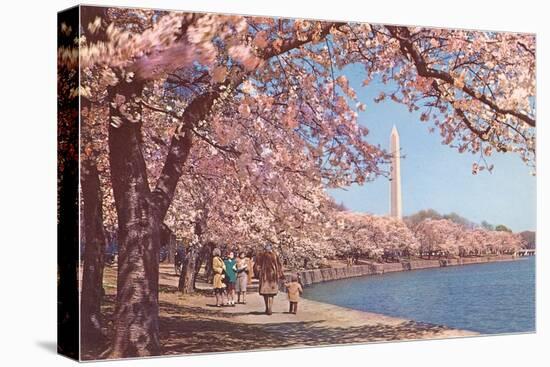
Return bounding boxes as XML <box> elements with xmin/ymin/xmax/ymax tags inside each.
<box><xmin>292</xmin><ymin>255</ymin><xmax>525</xmax><ymax>287</ymax></box>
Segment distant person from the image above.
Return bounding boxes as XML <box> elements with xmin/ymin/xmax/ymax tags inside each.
<box><xmin>284</xmin><ymin>274</ymin><xmax>303</xmax><ymax>314</ymax></box>
<box><xmin>235</xmin><ymin>252</ymin><xmax>249</xmax><ymax>304</ymax></box>
<box><xmin>212</xmin><ymin>248</ymin><xmax>226</xmax><ymax>307</ymax></box>
<box><xmin>254</xmin><ymin>244</ymin><xmax>285</xmax><ymax>315</ymax></box>
<box><xmin>223</xmin><ymin>251</ymin><xmax>237</xmax><ymax>306</ymax></box>
<box><xmin>174</xmin><ymin>246</ymin><xmax>184</xmax><ymax>274</ymax></box>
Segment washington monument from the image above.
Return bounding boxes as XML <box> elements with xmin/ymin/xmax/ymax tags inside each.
<box><xmin>390</xmin><ymin>125</ymin><xmax>402</xmax><ymax>219</ymax></box>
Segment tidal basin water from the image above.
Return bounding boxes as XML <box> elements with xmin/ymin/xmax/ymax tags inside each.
<box><xmin>304</xmin><ymin>257</ymin><xmax>535</xmax><ymax>334</ymax></box>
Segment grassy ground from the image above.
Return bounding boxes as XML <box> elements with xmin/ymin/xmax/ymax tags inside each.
<box><xmin>83</xmin><ymin>263</ymin><xmax>477</xmax><ymax>360</ymax></box>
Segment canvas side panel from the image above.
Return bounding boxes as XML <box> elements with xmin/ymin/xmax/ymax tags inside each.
<box><xmin>57</xmin><ymin>5</ymin><xmax>80</xmax><ymax>361</ymax></box>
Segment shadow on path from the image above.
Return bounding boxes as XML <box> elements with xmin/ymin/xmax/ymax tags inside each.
<box><xmin>82</xmin><ymin>291</ymin><xmax>453</xmax><ymax>359</ymax></box>
<box><xmin>158</xmin><ymin>301</ymin><xmax>450</xmax><ymax>355</ymax></box>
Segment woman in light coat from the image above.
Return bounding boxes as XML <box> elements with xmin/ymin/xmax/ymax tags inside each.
<box><xmin>212</xmin><ymin>248</ymin><xmax>226</xmax><ymax>307</ymax></box>
<box><xmin>235</xmin><ymin>252</ymin><xmax>249</xmax><ymax>304</ymax></box>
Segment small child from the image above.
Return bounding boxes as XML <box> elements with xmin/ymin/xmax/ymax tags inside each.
<box><xmin>284</xmin><ymin>274</ymin><xmax>303</xmax><ymax>314</ymax></box>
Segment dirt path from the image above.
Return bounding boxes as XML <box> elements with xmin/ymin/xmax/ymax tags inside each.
<box><xmin>156</xmin><ymin>264</ymin><xmax>477</xmax><ymax>355</ymax></box>
<box><xmin>159</xmin><ymin>291</ymin><xmax>476</xmax><ymax>355</ymax></box>
<box><xmin>88</xmin><ymin>264</ymin><xmax>477</xmax><ymax>359</ymax></box>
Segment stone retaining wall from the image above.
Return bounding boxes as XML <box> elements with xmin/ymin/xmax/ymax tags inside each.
<box><xmin>286</xmin><ymin>255</ymin><xmax>519</xmax><ymax>287</ymax></box>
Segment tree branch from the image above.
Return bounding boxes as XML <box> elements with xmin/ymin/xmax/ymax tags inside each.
<box><xmin>152</xmin><ymin>21</ymin><xmax>341</xmax><ymax>220</ymax></box>
<box><xmin>386</xmin><ymin>26</ymin><xmax>535</xmax><ymax>127</ymax></box>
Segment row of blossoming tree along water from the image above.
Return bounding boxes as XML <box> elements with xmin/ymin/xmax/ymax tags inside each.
<box><xmin>58</xmin><ymin>7</ymin><xmax>534</xmax><ymax>357</ymax></box>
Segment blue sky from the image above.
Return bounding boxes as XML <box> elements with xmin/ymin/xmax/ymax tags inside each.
<box><xmin>327</xmin><ymin>65</ymin><xmax>536</xmax><ymax>232</ymax></box>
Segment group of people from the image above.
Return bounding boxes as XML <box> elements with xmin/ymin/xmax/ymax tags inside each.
<box><xmin>212</xmin><ymin>249</ymin><xmax>252</xmax><ymax>306</ymax></box>
<box><xmin>211</xmin><ymin>245</ymin><xmax>303</xmax><ymax>315</ymax></box>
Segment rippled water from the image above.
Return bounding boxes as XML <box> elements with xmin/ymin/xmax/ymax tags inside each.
<box><xmin>304</xmin><ymin>257</ymin><xmax>535</xmax><ymax>334</ymax></box>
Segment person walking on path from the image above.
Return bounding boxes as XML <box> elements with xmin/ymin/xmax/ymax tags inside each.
<box><xmin>212</xmin><ymin>248</ymin><xmax>226</xmax><ymax>307</ymax></box>
<box><xmin>253</xmin><ymin>244</ymin><xmax>285</xmax><ymax>315</ymax></box>
<box><xmin>223</xmin><ymin>251</ymin><xmax>238</xmax><ymax>306</ymax></box>
<box><xmin>285</xmin><ymin>274</ymin><xmax>303</xmax><ymax>314</ymax></box>
<box><xmin>235</xmin><ymin>252</ymin><xmax>249</xmax><ymax>304</ymax></box>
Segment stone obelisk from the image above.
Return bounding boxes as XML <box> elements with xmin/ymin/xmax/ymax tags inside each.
<box><xmin>390</xmin><ymin>125</ymin><xmax>402</xmax><ymax>219</ymax></box>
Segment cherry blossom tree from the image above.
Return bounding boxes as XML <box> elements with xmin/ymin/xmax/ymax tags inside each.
<box><xmin>414</xmin><ymin>219</ymin><xmax>525</xmax><ymax>258</ymax></box>
<box><xmin>346</xmin><ymin>25</ymin><xmax>535</xmax><ymax>172</ymax></box>
<box><xmin>85</xmin><ymin>14</ymin><xmax>383</xmax><ymax>358</ymax></box>
<box><xmin>329</xmin><ymin>212</ymin><xmax>418</xmax><ymax>262</ymax></box>
<box><xmin>485</xmin><ymin>230</ymin><xmax>524</xmax><ymax>254</ymax></box>
<box><xmin>414</xmin><ymin>218</ymin><xmax>463</xmax><ymax>258</ymax></box>
<box><xmin>459</xmin><ymin>228</ymin><xmax>492</xmax><ymax>256</ymax></box>
<box><xmin>162</xmin><ymin>151</ymin><xmax>336</xmax><ymax>289</ymax></box>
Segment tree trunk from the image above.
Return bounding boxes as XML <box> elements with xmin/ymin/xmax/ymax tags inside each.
<box><xmin>167</xmin><ymin>232</ymin><xmax>176</xmax><ymax>264</ymax></box>
<box><xmin>197</xmin><ymin>242</ymin><xmax>214</xmax><ymax>281</ymax></box>
<box><xmin>178</xmin><ymin>247</ymin><xmax>198</xmax><ymax>294</ymax></box>
<box><xmin>108</xmin><ymin>93</ymin><xmax>161</xmax><ymax>358</ymax></box>
<box><xmin>204</xmin><ymin>245</ymin><xmax>214</xmax><ymax>283</ymax></box>
<box><xmin>106</xmin><ymin>78</ymin><xmax>194</xmax><ymax>357</ymax></box>
<box><xmin>80</xmin><ymin>161</ymin><xmax>107</xmax><ymax>349</ymax></box>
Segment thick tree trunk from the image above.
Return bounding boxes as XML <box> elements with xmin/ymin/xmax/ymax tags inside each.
<box><xmin>178</xmin><ymin>247</ymin><xmax>198</xmax><ymax>294</ymax></box>
<box><xmin>108</xmin><ymin>92</ymin><xmax>161</xmax><ymax>358</ymax></box>
<box><xmin>80</xmin><ymin>161</ymin><xmax>107</xmax><ymax>349</ymax></box>
<box><xmin>105</xmin><ymin>78</ymin><xmax>194</xmax><ymax>357</ymax></box>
